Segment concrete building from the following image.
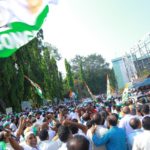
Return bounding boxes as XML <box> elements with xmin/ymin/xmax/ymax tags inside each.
<box><xmin>112</xmin><ymin>33</ymin><xmax>150</xmax><ymax>89</ymax></box>
<box><xmin>112</xmin><ymin>56</ymin><xmax>137</xmax><ymax>89</ymax></box>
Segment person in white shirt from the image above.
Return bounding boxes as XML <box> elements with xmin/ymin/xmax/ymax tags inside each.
<box><xmin>87</xmin><ymin>113</ymin><xmax>108</xmax><ymax>150</ymax></box>
<box><xmin>127</xmin><ymin>117</ymin><xmax>143</xmax><ymax>150</ymax></box>
<box><xmin>58</xmin><ymin>125</ymin><xmax>73</xmax><ymax>150</ymax></box>
<box><xmin>132</xmin><ymin>116</ymin><xmax>150</xmax><ymax>150</ymax></box>
<box><xmin>10</xmin><ymin>118</ymin><xmax>17</xmax><ymax>132</ymax></box>
<box><xmin>35</xmin><ymin>112</ymin><xmax>43</xmax><ymax>125</ymax></box>
<box><xmin>118</xmin><ymin>106</ymin><xmax>134</xmax><ymax>135</ymax></box>
<box><xmin>39</xmin><ymin>129</ymin><xmax>61</xmax><ymax>150</ymax></box>
<box><xmin>9</xmin><ymin>131</ymin><xmax>39</xmax><ymax>150</ymax></box>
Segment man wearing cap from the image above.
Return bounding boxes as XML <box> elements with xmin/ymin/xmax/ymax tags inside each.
<box><xmin>8</xmin><ymin>131</ymin><xmax>39</xmax><ymax>150</ymax></box>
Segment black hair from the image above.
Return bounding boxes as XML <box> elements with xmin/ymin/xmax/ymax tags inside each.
<box><xmin>116</xmin><ymin>106</ymin><xmax>121</xmax><ymax>112</ymax></box>
<box><xmin>100</xmin><ymin>111</ymin><xmax>107</xmax><ymax>125</ymax></box>
<box><xmin>142</xmin><ymin>116</ymin><xmax>150</xmax><ymax>130</ymax></box>
<box><xmin>142</xmin><ymin>105</ymin><xmax>149</xmax><ymax>115</ymax></box>
<box><xmin>55</xmin><ymin>122</ymin><xmax>61</xmax><ymax>129</ymax></box>
<box><xmin>107</xmin><ymin>114</ymin><xmax>118</xmax><ymax>126</ymax></box>
<box><xmin>111</xmin><ymin>113</ymin><xmax>119</xmax><ymax>121</ymax></box>
<box><xmin>70</xmin><ymin>119</ymin><xmax>78</xmax><ymax>134</ymax></box>
<box><xmin>82</xmin><ymin>113</ymin><xmax>90</xmax><ymax>121</ymax></box>
<box><xmin>39</xmin><ymin>129</ymin><xmax>49</xmax><ymax>141</ymax></box>
<box><xmin>129</xmin><ymin>118</ymin><xmax>140</xmax><ymax>129</ymax></box>
<box><xmin>86</xmin><ymin>120</ymin><xmax>93</xmax><ymax>129</ymax></box>
<box><xmin>92</xmin><ymin>113</ymin><xmax>101</xmax><ymax>125</ymax></box>
<box><xmin>58</xmin><ymin>125</ymin><xmax>71</xmax><ymax>143</ymax></box>
<box><xmin>67</xmin><ymin>135</ymin><xmax>89</xmax><ymax>150</ymax></box>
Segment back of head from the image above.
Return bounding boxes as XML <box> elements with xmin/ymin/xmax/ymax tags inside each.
<box><xmin>142</xmin><ymin>104</ymin><xmax>149</xmax><ymax>115</ymax></box>
<box><xmin>129</xmin><ymin>118</ymin><xmax>141</xmax><ymax>129</ymax></box>
<box><xmin>58</xmin><ymin>125</ymin><xmax>71</xmax><ymax>143</ymax></box>
<box><xmin>122</xmin><ymin>106</ymin><xmax>130</xmax><ymax>114</ymax></box>
<box><xmin>86</xmin><ymin>120</ymin><xmax>93</xmax><ymax>129</ymax></box>
<box><xmin>142</xmin><ymin>116</ymin><xmax>150</xmax><ymax>130</ymax></box>
<box><xmin>67</xmin><ymin>135</ymin><xmax>89</xmax><ymax>150</ymax></box>
<box><xmin>70</xmin><ymin>119</ymin><xmax>78</xmax><ymax>134</ymax></box>
<box><xmin>39</xmin><ymin>129</ymin><xmax>49</xmax><ymax>141</ymax></box>
<box><xmin>107</xmin><ymin>114</ymin><xmax>118</xmax><ymax>126</ymax></box>
<box><xmin>82</xmin><ymin>113</ymin><xmax>90</xmax><ymax>121</ymax></box>
<box><xmin>92</xmin><ymin>113</ymin><xmax>101</xmax><ymax>125</ymax></box>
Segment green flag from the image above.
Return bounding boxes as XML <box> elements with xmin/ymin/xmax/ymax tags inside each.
<box><xmin>0</xmin><ymin>0</ymin><xmax>58</xmax><ymax>58</ymax></box>
<box><xmin>24</xmin><ymin>75</ymin><xmax>44</xmax><ymax>99</ymax></box>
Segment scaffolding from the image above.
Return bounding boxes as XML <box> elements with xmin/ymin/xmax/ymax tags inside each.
<box><xmin>123</xmin><ymin>33</ymin><xmax>150</xmax><ymax>80</ymax></box>
<box><xmin>130</xmin><ymin>33</ymin><xmax>150</xmax><ymax>73</ymax></box>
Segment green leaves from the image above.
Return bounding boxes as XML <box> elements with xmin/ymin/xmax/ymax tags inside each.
<box><xmin>0</xmin><ymin>32</ymin><xmax>63</xmax><ymax>111</ymax></box>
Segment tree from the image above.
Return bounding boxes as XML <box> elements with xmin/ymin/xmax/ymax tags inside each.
<box><xmin>65</xmin><ymin>59</ymin><xmax>74</xmax><ymax>91</ymax></box>
<box><xmin>71</xmin><ymin>54</ymin><xmax>116</xmax><ymax>95</ymax></box>
<box><xmin>0</xmin><ymin>33</ymin><xmax>63</xmax><ymax>111</ymax></box>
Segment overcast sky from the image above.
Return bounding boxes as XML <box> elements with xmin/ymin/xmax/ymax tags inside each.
<box><xmin>43</xmin><ymin>0</ymin><xmax>150</xmax><ymax>74</ymax></box>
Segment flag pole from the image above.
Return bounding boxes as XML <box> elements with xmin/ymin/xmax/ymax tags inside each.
<box><xmin>24</xmin><ymin>75</ymin><xmax>44</xmax><ymax>99</ymax></box>
<box><xmin>84</xmin><ymin>82</ymin><xmax>96</xmax><ymax>102</ymax></box>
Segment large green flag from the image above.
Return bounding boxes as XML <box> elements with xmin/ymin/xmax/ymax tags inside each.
<box><xmin>0</xmin><ymin>0</ymin><xmax>58</xmax><ymax>58</ymax></box>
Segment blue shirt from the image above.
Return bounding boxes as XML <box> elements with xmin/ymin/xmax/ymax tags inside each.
<box><xmin>92</xmin><ymin>126</ymin><xmax>127</xmax><ymax>150</ymax></box>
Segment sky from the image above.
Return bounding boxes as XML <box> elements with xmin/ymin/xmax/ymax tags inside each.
<box><xmin>43</xmin><ymin>0</ymin><xmax>150</xmax><ymax>74</ymax></box>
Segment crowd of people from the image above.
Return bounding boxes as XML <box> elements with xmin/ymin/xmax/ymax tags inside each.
<box><xmin>0</xmin><ymin>97</ymin><xmax>150</xmax><ymax>150</ymax></box>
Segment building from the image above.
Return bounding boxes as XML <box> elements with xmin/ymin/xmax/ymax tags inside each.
<box><xmin>112</xmin><ymin>56</ymin><xmax>137</xmax><ymax>89</ymax></box>
<box><xmin>112</xmin><ymin>33</ymin><xmax>150</xmax><ymax>89</ymax></box>
<box><xmin>130</xmin><ymin>34</ymin><xmax>150</xmax><ymax>75</ymax></box>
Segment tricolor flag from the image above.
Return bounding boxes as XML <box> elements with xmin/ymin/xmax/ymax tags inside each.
<box><xmin>24</xmin><ymin>75</ymin><xmax>44</xmax><ymax>99</ymax></box>
<box><xmin>0</xmin><ymin>0</ymin><xmax>58</xmax><ymax>58</ymax></box>
<box><xmin>107</xmin><ymin>75</ymin><xmax>111</xmax><ymax>100</ymax></box>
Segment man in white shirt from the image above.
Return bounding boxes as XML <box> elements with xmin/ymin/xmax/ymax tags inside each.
<box><xmin>119</xmin><ymin>106</ymin><xmax>134</xmax><ymax>135</ymax></box>
<box><xmin>87</xmin><ymin>113</ymin><xmax>108</xmax><ymax>150</ymax></box>
<box><xmin>39</xmin><ymin>129</ymin><xmax>61</xmax><ymax>150</ymax></box>
<box><xmin>58</xmin><ymin>125</ymin><xmax>73</xmax><ymax>150</ymax></box>
<box><xmin>127</xmin><ymin>117</ymin><xmax>143</xmax><ymax>150</ymax></box>
<box><xmin>133</xmin><ymin>116</ymin><xmax>150</xmax><ymax>150</ymax></box>
<box><xmin>35</xmin><ymin>112</ymin><xmax>43</xmax><ymax>125</ymax></box>
<box><xmin>10</xmin><ymin>118</ymin><xmax>17</xmax><ymax>132</ymax></box>
<box><xmin>9</xmin><ymin>131</ymin><xmax>39</xmax><ymax>150</ymax></box>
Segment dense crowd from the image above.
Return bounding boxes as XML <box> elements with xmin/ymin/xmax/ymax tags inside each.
<box><xmin>0</xmin><ymin>97</ymin><xmax>150</xmax><ymax>150</ymax></box>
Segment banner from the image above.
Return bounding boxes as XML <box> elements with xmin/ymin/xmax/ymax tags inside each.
<box><xmin>107</xmin><ymin>75</ymin><xmax>111</xmax><ymax>100</ymax></box>
<box><xmin>122</xmin><ymin>82</ymin><xmax>132</xmax><ymax>102</ymax></box>
<box><xmin>0</xmin><ymin>0</ymin><xmax>58</xmax><ymax>58</ymax></box>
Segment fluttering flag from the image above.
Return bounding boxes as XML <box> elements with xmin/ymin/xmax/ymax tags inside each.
<box><xmin>107</xmin><ymin>75</ymin><xmax>111</xmax><ymax>100</ymax></box>
<box><xmin>24</xmin><ymin>75</ymin><xmax>44</xmax><ymax>99</ymax></box>
<box><xmin>0</xmin><ymin>0</ymin><xmax>58</xmax><ymax>58</ymax></box>
<box><xmin>122</xmin><ymin>82</ymin><xmax>132</xmax><ymax>102</ymax></box>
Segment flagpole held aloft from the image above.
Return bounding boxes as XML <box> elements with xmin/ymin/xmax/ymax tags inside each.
<box><xmin>24</xmin><ymin>75</ymin><xmax>44</xmax><ymax>99</ymax></box>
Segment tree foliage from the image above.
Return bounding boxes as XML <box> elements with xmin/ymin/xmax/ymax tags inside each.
<box><xmin>0</xmin><ymin>32</ymin><xmax>63</xmax><ymax>112</ymax></box>
<box><xmin>65</xmin><ymin>59</ymin><xmax>74</xmax><ymax>91</ymax></box>
<box><xmin>71</xmin><ymin>54</ymin><xmax>116</xmax><ymax>96</ymax></box>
